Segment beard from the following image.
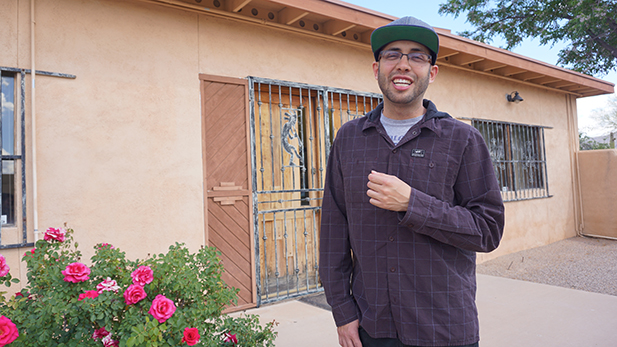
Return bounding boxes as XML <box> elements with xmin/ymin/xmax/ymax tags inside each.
<box><xmin>377</xmin><ymin>64</ymin><xmax>431</xmax><ymax>106</ymax></box>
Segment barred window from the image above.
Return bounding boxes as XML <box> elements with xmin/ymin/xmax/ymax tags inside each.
<box><xmin>472</xmin><ymin>119</ymin><xmax>550</xmax><ymax>202</ymax></box>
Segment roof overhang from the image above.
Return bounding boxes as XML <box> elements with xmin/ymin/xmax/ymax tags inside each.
<box><xmin>139</xmin><ymin>0</ymin><xmax>615</xmax><ymax>97</ymax></box>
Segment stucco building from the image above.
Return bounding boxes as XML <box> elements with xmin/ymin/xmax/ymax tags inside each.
<box><xmin>1</xmin><ymin>0</ymin><xmax>614</xmax><ymax>309</ymax></box>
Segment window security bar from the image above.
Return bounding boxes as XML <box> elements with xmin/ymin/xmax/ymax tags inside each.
<box><xmin>471</xmin><ymin>118</ymin><xmax>551</xmax><ymax>202</ymax></box>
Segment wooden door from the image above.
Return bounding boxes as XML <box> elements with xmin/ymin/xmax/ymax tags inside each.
<box><xmin>200</xmin><ymin>74</ymin><xmax>256</xmax><ymax>311</ymax></box>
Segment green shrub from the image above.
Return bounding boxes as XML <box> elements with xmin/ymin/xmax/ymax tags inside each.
<box><xmin>0</xmin><ymin>227</ymin><xmax>276</xmax><ymax>347</ymax></box>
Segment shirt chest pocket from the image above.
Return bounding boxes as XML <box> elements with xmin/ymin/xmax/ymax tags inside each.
<box><xmin>341</xmin><ymin>158</ymin><xmax>385</xmax><ymax>205</ymax></box>
<box><xmin>404</xmin><ymin>154</ymin><xmax>458</xmax><ymax>201</ymax></box>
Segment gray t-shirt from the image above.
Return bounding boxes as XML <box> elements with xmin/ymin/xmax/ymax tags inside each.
<box><xmin>380</xmin><ymin>113</ymin><xmax>424</xmax><ymax>145</ymax></box>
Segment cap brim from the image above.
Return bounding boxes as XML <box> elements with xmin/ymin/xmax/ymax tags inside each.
<box><xmin>371</xmin><ymin>25</ymin><xmax>439</xmax><ymax>63</ymax></box>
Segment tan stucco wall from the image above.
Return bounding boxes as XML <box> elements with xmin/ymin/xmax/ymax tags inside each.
<box><xmin>579</xmin><ymin>150</ymin><xmax>617</xmax><ymax>238</ymax></box>
<box><xmin>198</xmin><ymin>14</ymin><xmax>379</xmax><ymax>93</ymax></box>
<box><xmin>0</xmin><ymin>0</ymin><xmax>583</xmax><ymax>290</ymax></box>
<box><xmin>428</xmin><ymin>67</ymin><xmax>579</xmax><ymax>262</ymax></box>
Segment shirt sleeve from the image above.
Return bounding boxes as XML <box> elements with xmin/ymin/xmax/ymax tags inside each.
<box><xmin>400</xmin><ymin>128</ymin><xmax>505</xmax><ymax>252</ymax></box>
<box><xmin>319</xmin><ymin>138</ymin><xmax>359</xmax><ymax>327</ymax></box>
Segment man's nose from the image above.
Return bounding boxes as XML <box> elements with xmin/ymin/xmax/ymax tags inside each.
<box><xmin>395</xmin><ymin>55</ymin><xmax>413</xmax><ymax>71</ymax></box>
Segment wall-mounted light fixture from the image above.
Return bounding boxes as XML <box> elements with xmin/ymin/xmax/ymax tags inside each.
<box><xmin>506</xmin><ymin>91</ymin><xmax>524</xmax><ymax>103</ymax></box>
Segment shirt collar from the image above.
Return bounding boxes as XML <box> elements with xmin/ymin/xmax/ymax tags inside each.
<box><xmin>362</xmin><ymin>99</ymin><xmax>451</xmax><ymax>136</ymax></box>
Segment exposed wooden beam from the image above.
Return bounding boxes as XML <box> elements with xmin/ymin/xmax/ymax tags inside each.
<box><xmin>532</xmin><ymin>76</ymin><xmax>562</xmax><ymax>85</ymax></box>
<box><xmin>361</xmin><ymin>30</ymin><xmax>372</xmax><ymax>45</ymax></box>
<box><xmin>227</xmin><ymin>0</ymin><xmax>252</xmax><ymax>13</ymax></box>
<box><xmin>514</xmin><ymin>71</ymin><xmax>545</xmax><ymax>81</ymax></box>
<box><xmin>546</xmin><ymin>81</ymin><xmax>577</xmax><ymax>89</ymax></box>
<box><xmin>577</xmin><ymin>88</ymin><xmax>601</xmax><ymax>96</ymax></box>
<box><xmin>437</xmin><ymin>47</ymin><xmax>458</xmax><ymax>60</ymax></box>
<box><xmin>563</xmin><ymin>84</ymin><xmax>588</xmax><ymax>92</ymax></box>
<box><xmin>449</xmin><ymin>53</ymin><xmax>484</xmax><ymax>66</ymax></box>
<box><xmin>324</xmin><ymin>20</ymin><xmax>356</xmax><ymax>36</ymax></box>
<box><xmin>278</xmin><ymin>7</ymin><xmax>309</xmax><ymax>25</ymax></box>
<box><xmin>266</xmin><ymin>0</ymin><xmax>393</xmax><ymax>28</ymax></box>
<box><xmin>493</xmin><ymin>66</ymin><xmax>527</xmax><ymax>77</ymax></box>
<box><xmin>473</xmin><ymin>60</ymin><xmax>507</xmax><ymax>72</ymax></box>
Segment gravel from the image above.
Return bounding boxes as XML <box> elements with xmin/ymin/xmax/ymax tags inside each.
<box><xmin>477</xmin><ymin>235</ymin><xmax>617</xmax><ymax>296</ymax></box>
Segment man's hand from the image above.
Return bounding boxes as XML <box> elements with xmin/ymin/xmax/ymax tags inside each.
<box><xmin>337</xmin><ymin>319</ymin><xmax>362</xmax><ymax>347</ymax></box>
<box><xmin>367</xmin><ymin>171</ymin><xmax>411</xmax><ymax>212</ymax></box>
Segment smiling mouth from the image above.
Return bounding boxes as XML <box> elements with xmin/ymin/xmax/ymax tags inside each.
<box><xmin>393</xmin><ymin>78</ymin><xmax>412</xmax><ymax>86</ymax></box>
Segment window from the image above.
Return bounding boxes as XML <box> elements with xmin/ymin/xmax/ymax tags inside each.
<box><xmin>1</xmin><ymin>69</ymin><xmax>27</xmax><ymax>248</ymax></box>
<box><xmin>472</xmin><ymin>119</ymin><xmax>550</xmax><ymax>202</ymax></box>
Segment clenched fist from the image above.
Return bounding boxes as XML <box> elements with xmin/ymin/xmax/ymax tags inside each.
<box><xmin>367</xmin><ymin>171</ymin><xmax>411</xmax><ymax>212</ymax></box>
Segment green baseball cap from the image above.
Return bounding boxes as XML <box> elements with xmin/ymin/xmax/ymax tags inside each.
<box><xmin>371</xmin><ymin>16</ymin><xmax>440</xmax><ymax>65</ymax></box>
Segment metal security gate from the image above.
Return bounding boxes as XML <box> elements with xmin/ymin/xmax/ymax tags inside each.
<box><xmin>248</xmin><ymin>77</ymin><xmax>382</xmax><ymax>305</ymax></box>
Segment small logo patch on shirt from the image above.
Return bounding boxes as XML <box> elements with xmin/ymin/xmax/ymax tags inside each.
<box><xmin>411</xmin><ymin>149</ymin><xmax>425</xmax><ymax>158</ymax></box>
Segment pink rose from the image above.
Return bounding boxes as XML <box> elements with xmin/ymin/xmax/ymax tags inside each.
<box><xmin>181</xmin><ymin>327</ymin><xmax>200</xmax><ymax>346</ymax></box>
<box><xmin>97</xmin><ymin>277</ymin><xmax>120</xmax><ymax>293</ymax></box>
<box><xmin>123</xmin><ymin>284</ymin><xmax>147</xmax><ymax>305</ymax></box>
<box><xmin>0</xmin><ymin>316</ymin><xmax>19</xmax><ymax>346</ymax></box>
<box><xmin>131</xmin><ymin>265</ymin><xmax>153</xmax><ymax>286</ymax></box>
<box><xmin>0</xmin><ymin>255</ymin><xmax>9</xmax><ymax>277</ymax></box>
<box><xmin>44</xmin><ymin>227</ymin><xmax>66</xmax><ymax>242</ymax></box>
<box><xmin>223</xmin><ymin>332</ymin><xmax>238</xmax><ymax>344</ymax></box>
<box><xmin>102</xmin><ymin>334</ymin><xmax>119</xmax><ymax>347</ymax></box>
<box><xmin>97</xmin><ymin>243</ymin><xmax>115</xmax><ymax>250</ymax></box>
<box><xmin>62</xmin><ymin>262</ymin><xmax>91</xmax><ymax>283</ymax></box>
<box><xmin>23</xmin><ymin>249</ymin><xmax>35</xmax><ymax>258</ymax></box>
<box><xmin>148</xmin><ymin>294</ymin><xmax>176</xmax><ymax>323</ymax></box>
<box><xmin>78</xmin><ymin>290</ymin><xmax>99</xmax><ymax>301</ymax></box>
<box><xmin>92</xmin><ymin>327</ymin><xmax>110</xmax><ymax>340</ymax></box>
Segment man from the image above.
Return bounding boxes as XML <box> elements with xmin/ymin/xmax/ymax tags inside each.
<box><xmin>319</xmin><ymin>16</ymin><xmax>505</xmax><ymax>347</ymax></box>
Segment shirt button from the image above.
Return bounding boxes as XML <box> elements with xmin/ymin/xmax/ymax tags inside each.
<box><xmin>392</xmin><ymin>149</ymin><xmax>397</xmax><ymax>153</ymax></box>
<box><xmin>390</xmin><ymin>267</ymin><xmax>396</xmax><ymax>272</ymax></box>
<box><xmin>389</xmin><ymin>236</ymin><xmax>394</xmax><ymax>241</ymax></box>
<box><xmin>429</xmin><ymin>162</ymin><xmax>435</xmax><ymax>168</ymax></box>
<box><xmin>412</xmin><ymin>131</ymin><xmax>418</xmax><ymax>136</ymax></box>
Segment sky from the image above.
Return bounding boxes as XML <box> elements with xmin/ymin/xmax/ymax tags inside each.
<box><xmin>342</xmin><ymin>0</ymin><xmax>617</xmax><ymax>136</ymax></box>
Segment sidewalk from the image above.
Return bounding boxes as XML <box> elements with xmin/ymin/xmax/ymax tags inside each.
<box><xmin>233</xmin><ymin>274</ymin><xmax>617</xmax><ymax>347</ymax></box>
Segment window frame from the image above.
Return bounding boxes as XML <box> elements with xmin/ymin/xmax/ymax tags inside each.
<box><xmin>0</xmin><ymin>68</ymin><xmax>28</xmax><ymax>249</ymax></box>
<box><xmin>471</xmin><ymin>118</ymin><xmax>551</xmax><ymax>202</ymax></box>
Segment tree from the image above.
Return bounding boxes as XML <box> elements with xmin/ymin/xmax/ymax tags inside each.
<box><xmin>586</xmin><ymin>94</ymin><xmax>617</xmax><ymax>147</ymax></box>
<box><xmin>438</xmin><ymin>0</ymin><xmax>617</xmax><ymax>76</ymax></box>
<box><xmin>579</xmin><ymin>131</ymin><xmax>613</xmax><ymax>149</ymax></box>
<box><xmin>591</xmin><ymin>94</ymin><xmax>617</xmax><ymax>131</ymax></box>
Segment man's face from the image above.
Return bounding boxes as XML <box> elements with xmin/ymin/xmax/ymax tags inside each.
<box><xmin>372</xmin><ymin>40</ymin><xmax>438</xmax><ymax>107</ymax></box>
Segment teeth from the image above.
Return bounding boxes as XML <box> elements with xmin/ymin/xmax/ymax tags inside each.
<box><xmin>393</xmin><ymin>79</ymin><xmax>411</xmax><ymax>85</ymax></box>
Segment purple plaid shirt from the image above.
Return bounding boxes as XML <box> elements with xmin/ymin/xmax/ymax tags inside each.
<box><xmin>320</xmin><ymin>100</ymin><xmax>504</xmax><ymax>346</ymax></box>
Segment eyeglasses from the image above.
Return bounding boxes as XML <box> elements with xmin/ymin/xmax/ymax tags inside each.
<box><xmin>379</xmin><ymin>50</ymin><xmax>432</xmax><ymax>65</ymax></box>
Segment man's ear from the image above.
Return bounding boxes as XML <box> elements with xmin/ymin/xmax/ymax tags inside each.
<box><xmin>372</xmin><ymin>61</ymin><xmax>379</xmax><ymax>80</ymax></box>
<box><xmin>428</xmin><ymin>64</ymin><xmax>439</xmax><ymax>83</ymax></box>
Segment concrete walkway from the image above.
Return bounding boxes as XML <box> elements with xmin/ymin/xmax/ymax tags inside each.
<box><xmin>233</xmin><ymin>274</ymin><xmax>617</xmax><ymax>347</ymax></box>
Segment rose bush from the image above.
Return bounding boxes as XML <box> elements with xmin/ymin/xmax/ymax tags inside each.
<box><xmin>0</xmin><ymin>227</ymin><xmax>276</xmax><ymax>347</ymax></box>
